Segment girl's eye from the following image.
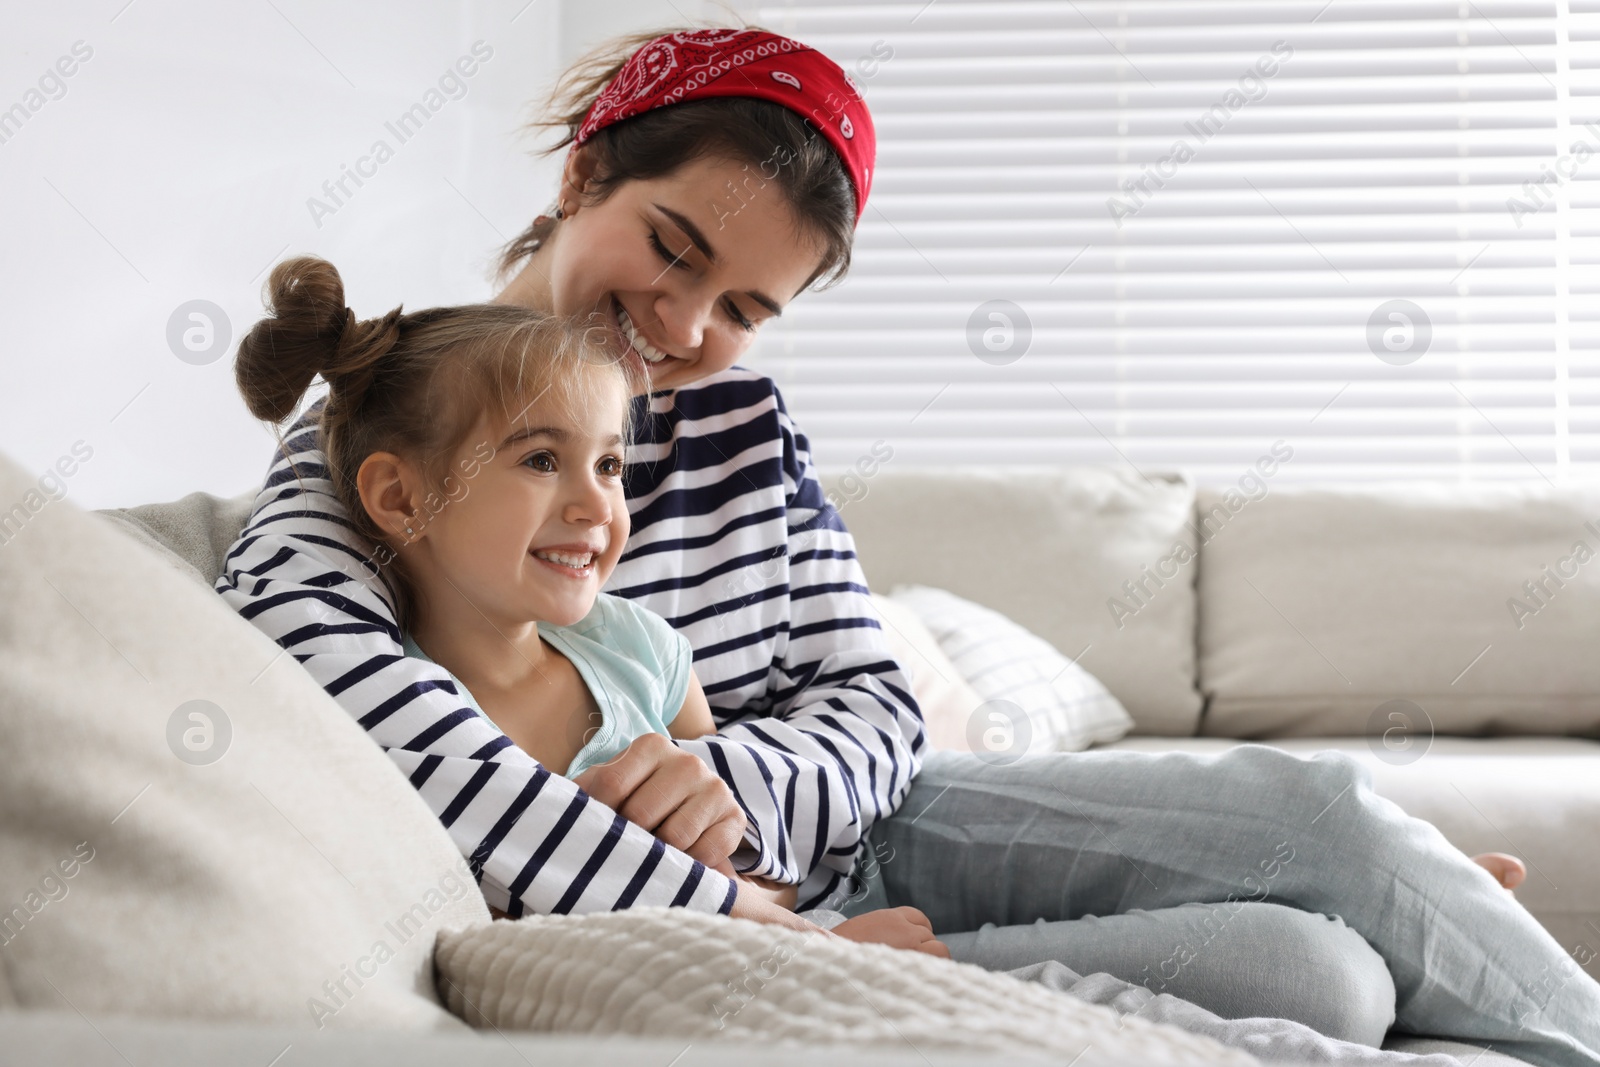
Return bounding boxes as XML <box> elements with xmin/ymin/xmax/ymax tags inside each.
<box><xmin>597</xmin><ymin>455</ymin><xmax>623</xmax><ymax>477</ymax></box>
<box><xmin>649</xmin><ymin>230</ymin><xmax>688</xmax><ymax>269</ymax></box>
<box><xmin>725</xmin><ymin>300</ymin><xmax>756</xmax><ymax>333</ymax></box>
<box><xmin>522</xmin><ymin>451</ymin><xmax>555</xmax><ymax>472</ymax></box>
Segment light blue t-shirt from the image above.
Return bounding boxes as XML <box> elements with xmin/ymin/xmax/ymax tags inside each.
<box><xmin>400</xmin><ymin>593</ymin><xmax>693</xmax><ymax>779</ymax></box>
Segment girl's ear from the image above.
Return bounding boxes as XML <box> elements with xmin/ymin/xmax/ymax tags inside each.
<box><xmin>356</xmin><ymin>451</ymin><xmax>425</xmax><ymax>545</ymax></box>
<box><xmin>560</xmin><ymin>143</ymin><xmax>602</xmax><ymax>217</ymax></box>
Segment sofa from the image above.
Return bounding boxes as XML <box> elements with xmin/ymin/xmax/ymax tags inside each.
<box><xmin>2</xmin><ymin>449</ymin><xmax>1595</xmax><ymax>1065</ymax></box>
<box><xmin>823</xmin><ymin>466</ymin><xmax>1600</xmax><ymax>967</ymax></box>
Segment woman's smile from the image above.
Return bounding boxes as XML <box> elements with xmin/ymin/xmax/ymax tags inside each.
<box><xmin>606</xmin><ymin>295</ymin><xmax>684</xmax><ymax>384</ymax></box>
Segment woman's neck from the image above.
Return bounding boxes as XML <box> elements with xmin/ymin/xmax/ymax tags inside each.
<box><xmin>492</xmin><ymin>255</ymin><xmax>553</xmax><ymax>312</ymax></box>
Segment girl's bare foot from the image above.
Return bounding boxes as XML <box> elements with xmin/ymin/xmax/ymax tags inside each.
<box><xmin>1472</xmin><ymin>852</ymin><xmax>1526</xmax><ymax>890</ymax></box>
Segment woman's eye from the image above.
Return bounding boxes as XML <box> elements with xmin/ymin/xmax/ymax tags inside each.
<box><xmin>649</xmin><ymin>231</ymin><xmax>688</xmax><ymax>269</ymax></box>
<box><xmin>597</xmin><ymin>456</ymin><xmax>623</xmax><ymax>477</ymax></box>
<box><xmin>726</xmin><ymin>300</ymin><xmax>756</xmax><ymax>333</ymax></box>
<box><xmin>522</xmin><ymin>451</ymin><xmax>555</xmax><ymax>472</ymax></box>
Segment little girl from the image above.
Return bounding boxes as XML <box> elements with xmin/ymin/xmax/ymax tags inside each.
<box><xmin>230</xmin><ymin>253</ymin><xmax>944</xmax><ymax>952</ymax></box>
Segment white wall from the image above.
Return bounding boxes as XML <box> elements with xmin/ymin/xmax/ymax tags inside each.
<box><xmin>1</xmin><ymin>0</ymin><xmax>752</xmax><ymax>510</ymax></box>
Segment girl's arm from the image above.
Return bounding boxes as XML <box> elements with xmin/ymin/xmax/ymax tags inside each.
<box><xmin>667</xmin><ymin>670</ymin><xmax>718</xmax><ymax>740</ymax></box>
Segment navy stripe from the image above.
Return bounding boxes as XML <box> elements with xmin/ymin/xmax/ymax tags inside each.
<box><xmin>507</xmin><ymin>791</ymin><xmax>589</xmax><ymax>908</ymax></box>
<box><xmin>325</xmin><ymin>653</ymin><xmax>405</xmax><ymax>697</ymax></box>
<box><xmin>618</xmin><ymin>505</ymin><xmax>781</xmax><ymax>562</ymax></box>
<box><xmin>356</xmin><ymin>678</ymin><xmax>461</xmax><ymax>730</ymax></box>
<box><xmin>613</xmin><ymin>836</ymin><xmax>667</xmax><ymax>910</ymax></box>
<box><xmin>440</xmin><ymin>762</ymin><xmax>498</xmax><ymax>828</ymax></box>
<box><xmin>403</xmin><ymin>707</ymin><xmax>481</xmax><ymax>752</ymax></box>
<box><xmin>236</xmin><ymin>587</ymin><xmax>398</xmax><ymax>641</ymax></box>
<box><xmin>553</xmin><ymin>814</ymin><xmax>627</xmax><ymax>914</ymax></box>
<box><xmin>470</xmin><ymin>734</ymin><xmax>515</xmax><ymax>760</ymax></box>
<box><xmin>468</xmin><ymin>771</ymin><xmax>551</xmax><ymax>875</ymax></box>
<box><xmin>669</xmin><ymin>862</ymin><xmax>706</xmax><ymax>908</ymax></box>
<box><xmin>409</xmin><ymin>753</ymin><xmax>443</xmax><ymax>789</ymax></box>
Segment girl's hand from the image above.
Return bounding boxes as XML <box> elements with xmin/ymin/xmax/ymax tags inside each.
<box><xmin>833</xmin><ymin>907</ymin><xmax>951</xmax><ymax>958</ymax></box>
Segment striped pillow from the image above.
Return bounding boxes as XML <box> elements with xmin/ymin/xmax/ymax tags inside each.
<box><xmin>887</xmin><ymin>585</ymin><xmax>1134</xmax><ymax>760</ymax></box>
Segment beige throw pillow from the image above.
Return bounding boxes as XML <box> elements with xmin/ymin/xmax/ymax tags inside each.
<box><xmin>436</xmin><ymin>907</ymin><xmax>1252</xmax><ymax>1065</ymax></box>
<box><xmin>0</xmin><ymin>449</ymin><xmax>487</xmax><ymax>1030</ymax></box>
<box><xmin>870</xmin><ymin>594</ymin><xmax>983</xmax><ymax>749</ymax></box>
<box><xmin>889</xmin><ymin>585</ymin><xmax>1135</xmax><ymax>755</ymax></box>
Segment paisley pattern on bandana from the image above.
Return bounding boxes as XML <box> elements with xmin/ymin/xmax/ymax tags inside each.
<box><xmin>574</xmin><ymin>29</ymin><xmax>876</xmax><ymax>222</ymax></box>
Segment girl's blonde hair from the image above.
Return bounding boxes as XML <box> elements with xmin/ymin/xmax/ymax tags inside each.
<box><xmin>495</xmin><ymin>23</ymin><xmax>858</xmax><ymax>292</ymax></box>
<box><xmin>234</xmin><ymin>255</ymin><xmax>640</xmax><ymax>629</ymax></box>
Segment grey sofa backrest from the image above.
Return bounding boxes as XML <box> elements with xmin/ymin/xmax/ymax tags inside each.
<box><xmin>818</xmin><ymin>465</ymin><xmax>1203</xmax><ymax>737</ymax></box>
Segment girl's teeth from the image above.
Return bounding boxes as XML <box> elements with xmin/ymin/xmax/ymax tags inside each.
<box><xmin>535</xmin><ymin>550</ymin><xmax>594</xmax><ymax>568</ymax></box>
<box><xmin>616</xmin><ymin>304</ymin><xmax>667</xmax><ymax>364</ymax></box>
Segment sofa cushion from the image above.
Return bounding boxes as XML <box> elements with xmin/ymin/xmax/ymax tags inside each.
<box><xmin>1100</xmin><ymin>735</ymin><xmax>1600</xmax><ymax>967</ymax></box>
<box><xmin>820</xmin><ymin>467</ymin><xmax>1202</xmax><ymax>735</ymax></box>
<box><xmin>94</xmin><ymin>488</ymin><xmax>256</xmax><ymax>588</ymax></box>
<box><xmin>869</xmin><ymin>593</ymin><xmax>984</xmax><ymax>750</ymax></box>
<box><xmin>0</xmin><ymin>449</ymin><xmax>488</xmax><ymax>1029</ymax></box>
<box><xmin>1197</xmin><ymin>483</ymin><xmax>1600</xmax><ymax>739</ymax></box>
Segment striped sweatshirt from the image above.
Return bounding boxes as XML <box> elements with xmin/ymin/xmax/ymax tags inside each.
<box><xmin>214</xmin><ymin>366</ymin><xmax>926</xmax><ymax>916</ymax></box>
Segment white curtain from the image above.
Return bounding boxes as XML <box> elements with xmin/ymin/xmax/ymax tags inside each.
<box><xmin>753</xmin><ymin>0</ymin><xmax>1600</xmax><ymax>484</ymax></box>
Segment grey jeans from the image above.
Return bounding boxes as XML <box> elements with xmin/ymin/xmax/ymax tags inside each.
<box><xmin>943</xmin><ymin>904</ymin><xmax>1397</xmax><ymax>1047</ymax></box>
<box><xmin>829</xmin><ymin>745</ymin><xmax>1600</xmax><ymax>1067</ymax></box>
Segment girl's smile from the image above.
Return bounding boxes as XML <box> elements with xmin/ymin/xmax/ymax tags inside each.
<box><xmin>530</xmin><ymin>541</ymin><xmax>604</xmax><ymax>580</ymax></box>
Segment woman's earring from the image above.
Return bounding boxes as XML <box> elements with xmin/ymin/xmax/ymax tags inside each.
<box><xmin>555</xmin><ymin>206</ymin><xmax>565</xmax><ymax>220</ymax></box>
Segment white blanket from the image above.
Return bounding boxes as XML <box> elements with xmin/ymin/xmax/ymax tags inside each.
<box><xmin>434</xmin><ymin>907</ymin><xmax>1256</xmax><ymax>1064</ymax></box>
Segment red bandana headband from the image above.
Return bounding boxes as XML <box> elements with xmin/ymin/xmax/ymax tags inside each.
<box><xmin>573</xmin><ymin>29</ymin><xmax>876</xmax><ymax>224</ymax></box>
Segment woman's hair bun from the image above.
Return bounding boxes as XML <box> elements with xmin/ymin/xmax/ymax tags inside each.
<box><xmin>234</xmin><ymin>255</ymin><xmax>404</xmax><ymax>423</ymax></box>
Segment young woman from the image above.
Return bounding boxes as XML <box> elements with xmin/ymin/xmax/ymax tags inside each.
<box><xmin>215</xmin><ymin>26</ymin><xmax>1600</xmax><ymax>1067</ymax></box>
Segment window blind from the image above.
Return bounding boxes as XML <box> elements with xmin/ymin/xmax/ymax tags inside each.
<box><xmin>751</xmin><ymin>0</ymin><xmax>1600</xmax><ymax>484</ymax></box>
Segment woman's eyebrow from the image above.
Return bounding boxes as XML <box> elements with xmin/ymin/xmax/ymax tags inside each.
<box><xmin>653</xmin><ymin>203</ymin><xmax>784</xmax><ymax>318</ymax></box>
<box><xmin>746</xmin><ymin>291</ymin><xmax>784</xmax><ymax>318</ymax></box>
<box><xmin>656</xmin><ymin>204</ymin><xmax>720</xmax><ymax>265</ymax></box>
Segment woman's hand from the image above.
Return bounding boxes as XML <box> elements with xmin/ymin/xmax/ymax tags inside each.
<box><xmin>570</xmin><ymin>732</ymin><xmax>746</xmax><ymax>868</ymax></box>
<box><xmin>727</xmin><ymin>877</ymin><xmax>827</xmax><ymax>934</ymax></box>
<box><xmin>833</xmin><ymin>907</ymin><xmax>951</xmax><ymax>958</ymax></box>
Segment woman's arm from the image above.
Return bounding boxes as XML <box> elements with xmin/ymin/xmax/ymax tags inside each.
<box><xmin>641</xmin><ymin>380</ymin><xmax>927</xmax><ymax>909</ymax></box>
<box><xmin>215</xmin><ymin>401</ymin><xmax>736</xmax><ymax>919</ymax></box>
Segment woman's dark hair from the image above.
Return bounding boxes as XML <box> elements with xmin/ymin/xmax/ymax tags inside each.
<box><xmin>495</xmin><ymin>24</ymin><xmax>859</xmax><ymax>292</ymax></box>
<box><xmin>234</xmin><ymin>255</ymin><xmax>639</xmax><ymax>630</ymax></box>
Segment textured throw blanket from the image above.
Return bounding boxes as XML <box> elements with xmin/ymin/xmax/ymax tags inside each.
<box><xmin>434</xmin><ymin>907</ymin><xmax>1256</xmax><ymax>1065</ymax></box>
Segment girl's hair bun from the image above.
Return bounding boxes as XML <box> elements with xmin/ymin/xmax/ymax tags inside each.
<box><xmin>234</xmin><ymin>255</ymin><xmax>403</xmax><ymax>423</ymax></box>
